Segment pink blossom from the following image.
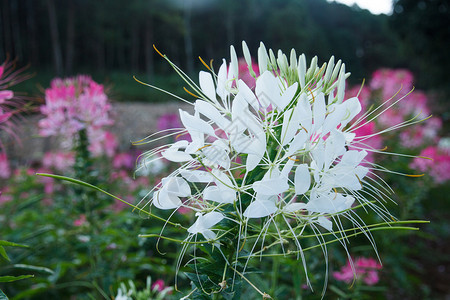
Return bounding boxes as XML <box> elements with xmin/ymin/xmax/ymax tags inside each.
<box><xmin>88</xmin><ymin>130</ymin><xmax>118</xmax><ymax>157</ymax></box>
<box><xmin>113</xmin><ymin>152</ymin><xmax>135</xmax><ymax>169</ymax></box>
<box><xmin>1</xmin><ymin>60</ymin><xmax>31</xmax><ymax>143</ymax></box>
<box><xmin>399</xmin><ymin>117</ymin><xmax>442</xmax><ymax>149</ymax></box>
<box><xmin>370</xmin><ymin>69</ymin><xmax>413</xmax><ymax>100</ymax></box>
<box><xmin>238</xmin><ymin>58</ymin><xmax>259</xmax><ymax>89</ymax></box>
<box><xmin>42</xmin><ymin>151</ymin><xmax>75</xmax><ymax>171</ymax></box>
<box><xmin>158</xmin><ymin>113</ymin><xmax>182</xmax><ymax>131</ymax></box>
<box><xmin>177</xmin><ymin>206</ymin><xmax>192</xmax><ymax>215</ymax></box>
<box><xmin>333</xmin><ymin>257</ymin><xmax>382</xmax><ymax>286</ymax></box>
<box><xmin>346</xmin><ymin>85</ymin><xmax>371</xmax><ymax>114</ymax></box>
<box><xmin>73</xmin><ymin>214</ymin><xmax>87</xmax><ymax>226</ymax></box>
<box><xmin>39</xmin><ymin>75</ymin><xmax>115</xmax><ymax>156</ymax></box>
<box><xmin>0</xmin><ymin>152</ymin><xmax>11</xmax><ymax>179</ymax></box>
<box><xmin>351</xmin><ymin>121</ymin><xmax>383</xmax><ymax>165</ymax></box>
<box><xmin>0</xmin><ymin>188</ymin><xmax>13</xmax><ymax>205</ymax></box>
<box><xmin>151</xmin><ymin>279</ymin><xmax>166</xmax><ymax>292</ymax></box>
<box><xmin>410</xmin><ymin>144</ymin><xmax>450</xmax><ymax>184</ymax></box>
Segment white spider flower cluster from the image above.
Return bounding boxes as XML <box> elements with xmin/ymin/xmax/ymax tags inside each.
<box><xmin>140</xmin><ymin>41</ymin><xmax>394</xmax><ymax>253</ymax></box>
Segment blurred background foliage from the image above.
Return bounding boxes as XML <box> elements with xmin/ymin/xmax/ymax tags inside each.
<box><xmin>0</xmin><ymin>0</ymin><xmax>449</xmax><ymax>109</ymax></box>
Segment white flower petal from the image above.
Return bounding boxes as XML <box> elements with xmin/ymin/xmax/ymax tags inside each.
<box><xmin>255</xmin><ymin>71</ymin><xmax>278</xmax><ymax>109</ymax></box>
<box><xmin>278</xmin><ymin>82</ymin><xmax>298</xmax><ymax>111</ymax></box>
<box><xmin>298</xmin><ymin>94</ymin><xmax>313</xmax><ymax>134</ymax></box>
<box><xmin>258</xmin><ymin>42</ymin><xmax>269</xmax><ymax>74</ymax></box>
<box><xmin>152</xmin><ymin>190</ymin><xmax>182</xmax><ymax>210</ymax></box>
<box><xmin>294</xmin><ymin>164</ymin><xmax>311</xmax><ymax>195</ymax></box>
<box><xmin>238</xmin><ymin>80</ymin><xmax>259</xmax><ymax>111</ymax></box>
<box><xmin>340</xmin><ymin>97</ymin><xmax>361</xmax><ymax>128</ymax></box>
<box><xmin>306</xmin><ymin>193</ymin><xmax>354</xmax><ymax>214</ymax></box>
<box><xmin>179</xmin><ymin>109</ymin><xmax>216</xmax><ymax>137</ymax></box>
<box><xmin>161</xmin><ymin>150</ymin><xmax>192</xmax><ymax>162</ymax></box>
<box><xmin>317</xmin><ymin>216</ymin><xmax>333</xmax><ymax>231</ymax></box>
<box><xmin>216</xmin><ymin>60</ymin><xmax>229</xmax><ymax>100</ymax></box>
<box><xmin>161</xmin><ymin>176</ymin><xmax>191</xmax><ymax>197</ymax></box>
<box><xmin>281</xmin><ymin>108</ymin><xmax>295</xmax><ymax>146</ymax></box>
<box><xmin>253</xmin><ymin>169</ymin><xmax>289</xmax><ymax>195</ymax></box>
<box><xmin>204</xmin><ymin>186</ymin><xmax>235</xmax><ymax>204</ymax></box>
<box><xmin>313</xmin><ymin>93</ymin><xmax>326</xmax><ymax>131</ymax></box>
<box><xmin>284</xmin><ymin>202</ymin><xmax>307</xmax><ymax>213</ymax></box>
<box><xmin>195</xmin><ymin>100</ymin><xmax>230</xmax><ymax>129</ymax></box>
<box><xmin>286</xmin><ymin>131</ymin><xmax>308</xmax><ymax>157</ymax></box>
<box><xmin>322</xmin><ymin>103</ymin><xmax>346</xmax><ymax>135</ymax></box>
<box><xmin>199</xmin><ymin>71</ymin><xmax>217</xmax><ymax>103</ymax></box>
<box><xmin>230</xmin><ymin>45</ymin><xmax>238</xmax><ymax>80</ymax></box>
<box><xmin>188</xmin><ymin>211</ymin><xmax>224</xmax><ymax>234</ymax></box>
<box><xmin>244</xmin><ymin>199</ymin><xmax>278</xmax><ymax>218</ymax></box>
<box><xmin>180</xmin><ymin>170</ymin><xmax>214</xmax><ymax>183</ymax></box>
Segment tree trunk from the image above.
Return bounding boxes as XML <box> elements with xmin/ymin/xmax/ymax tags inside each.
<box><xmin>131</xmin><ymin>21</ymin><xmax>139</xmax><ymax>72</ymax></box>
<box><xmin>46</xmin><ymin>0</ymin><xmax>63</xmax><ymax>75</ymax></box>
<box><xmin>225</xmin><ymin>0</ymin><xmax>235</xmax><ymax>46</ymax></box>
<box><xmin>10</xmin><ymin>1</ymin><xmax>23</xmax><ymax>60</ymax></box>
<box><xmin>144</xmin><ymin>15</ymin><xmax>154</xmax><ymax>81</ymax></box>
<box><xmin>65</xmin><ymin>0</ymin><xmax>75</xmax><ymax>74</ymax></box>
<box><xmin>1</xmin><ymin>0</ymin><xmax>13</xmax><ymax>59</ymax></box>
<box><xmin>184</xmin><ymin>0</ymin><xmax>194</xmax><ymax>75</ymax></box>
<box><xmin>26</xmin><ymin>0</ymin><xmax>39</xmax><ymax>66</ymax></box>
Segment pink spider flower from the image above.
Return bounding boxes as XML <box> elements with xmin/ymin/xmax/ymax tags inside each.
<box><xmin>238</xmin><ymin>58</ymin><xmax>260</xmax><ymax>89</ymax></box>
<box><xmin>151</xmin><ymin>279</ymin><xmax>166</xmax><ymax>292</ymax></box>
<box><xmin>42</xmin><ymin>151</ymin><xmax>75</xmax><ymax>171</ymax></box>
<box><xmin>39</xmin><ymin>75</ymin><xmax>115</xmax><ymax>156</ymax></box>
<box><xmin>1</xmin><ymin>59</ymin><xmax>32</xmax><ymax>144</ymax></box>
<box><xmin>113</xmin><ymin>152</ymin><xmax>135</xmax><ymax>170</ymax></box>
<box><xmin>73</xmin><ymin>214</ymin><xmax>87</xmax><ymax>227</ymax></box>
<box><xmin>410</xmin><ymin>142</ymin><xmax>450</xmax><ymax>184</ymax></box>
<box><xmin>158</xmin><ymin>113</ymin><xmax>182</xmax><ymax>132</ymax></box>
<box><xmin>370</xmin><ymin>69</ymin><xmax>414</xmax><ymax>101</ymax></box>
<box><xmin>0</xmin><ymin>152</ymin><xmax>11</xmax><ymax>179</ymax></box>
<box><xmin>333</xmin><ymin>256</ymin><xmax>382</xmax><ymax>286</ymax></box>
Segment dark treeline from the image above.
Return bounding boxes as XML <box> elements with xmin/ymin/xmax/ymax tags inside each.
<box><xmin>1</xmin><ymin>0</ymin><xmax>448</xmax><ymax>97</ymax></box>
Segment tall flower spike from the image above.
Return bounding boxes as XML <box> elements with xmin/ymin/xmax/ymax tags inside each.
<box><xmin>137</xmin><ymin>41</ymin><xmax>424</xmax><ymax>298</ymax></box>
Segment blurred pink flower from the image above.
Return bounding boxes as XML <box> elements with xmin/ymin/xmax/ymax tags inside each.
<box><xmin>42</xmin><ymin>151</ymin><xmax>75</xmax><ymax>171</ymax></box>
<box><xmin>0</xmin><ymin>188</ymin><xmax>13</xmax><ymax>205</ymax></box>
<box><xmin>333</xmin><ymin>256</ymin><xmax>382</xmax><ymax>286</ymax></box>
<box><xmin>39</xmin><ymin>75</ymin><xmax>115</xmax><ymax>156</ymax></box>
<box><xmin>410</xmin><ymin>143</ymin><xmax>450</xmax><ymax>184</ymax></box>
<box><xmin>399</xmin><ymin>117</ymin><xmax>442</xmax><ymax>149</ymax></box>
<box><xmin>88</xmin><ymin>130</ymin><xmax>118</xmax><ymax>157</ymax></box>
<box><xmin>158</xmin><ymin>113</ymin><xmax>181</xmax><ymax>131</ymax></box>
<box><xmin>1</xmin><ymin>60</ymin><xmax>32</xmax><ymax>145</ymax></box>
<box><xmin>346</xmin><ymin>85</ymin><xmax>371</xmax><ymax>114</ymax></box>
<box><xmin>73</xmin><ymin>214</ymin><xmax>87</xmax><ymax>226</ymax></box>
<box><xmin>0</xmin><ymin>152</ymin><xmax>11</xmax><ymax>179</ymax></box>
<box><xmin>238</xmin><ymin>58</ymin><xmax>259</xmax><ymax>89</ymax></box>
<box><xmin>370</xmin><ymin>69</ymin><xmax>413</xmax><ymax>100</ymax></box>
<box><xmin>151</xmin><ymin>279</ymin><xmax>166</xmax><ymax>292</ymax></box>
<box><xmin>113</xmin><ymin>152</ymin><xmax>135</xmax><ymax>170</ymax></box>
<box><xmin>351</xmin><ymin>121</ymin><xmax>383</xmax><ymax>165</ymax></box>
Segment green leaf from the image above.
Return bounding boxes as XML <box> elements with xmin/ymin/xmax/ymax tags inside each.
<box><xmin>0</xmin><ymin>289</ymin><xmax>9</xmax><ymax>300</ymax></box>
<box><xmin>0</xmin><ymin>241</ymin><xmax>28</xmax><ymax>248</ymax></box>
<box><xmin>0</xmin><ymin>246</ymin><xmax>10</xmax><ymax>261</ymax></box>
<box><xmin>0</xmin><ymin>275</ymin><xmax>34</xmax><ymax>283</ymax></box>
<box><xmin>13</xmin><ymin>264</ymin><xmax>54</xmax><ymax>275</ymax></box>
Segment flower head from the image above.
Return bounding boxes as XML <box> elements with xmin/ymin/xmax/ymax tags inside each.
<box><xmin>333</xmin><ymin>256</ymin><xmax>382</xmax><ymax>286</ymax></box>
<box><xmin>39</xmin><ymin>75</ymin><xmax>114</xmax><ymax>156</ymax></box>
<box><xmin>136</xmin><ymin>42</ymin><xmax>424</xmax><ymax>295</ymax></box>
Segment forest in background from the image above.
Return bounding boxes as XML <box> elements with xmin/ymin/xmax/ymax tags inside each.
<box><xmin>1</xmin><ymin>0</ymin><xmax>449</xmax><ymax>105</ymax></box>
